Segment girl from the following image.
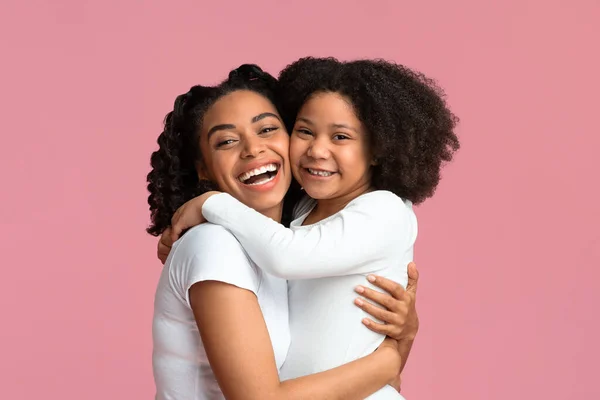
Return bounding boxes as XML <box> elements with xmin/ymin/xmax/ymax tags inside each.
<box><xmin>169</xmin><ymin>57</ymin><xmax>459</xmax><ymax>399</ymax></box>
<box><xmin>147</xmin><ymin>64</ymin><xmax>419</xmax><ymax>400</ymax></box>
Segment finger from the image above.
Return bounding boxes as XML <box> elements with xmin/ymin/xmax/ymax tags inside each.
<box><xmin>354</xmin><ymin>297</ymin><xmax>400</xmax><ymax>324</ymax></box>
<box><xmin>158</xmin><ymin>250</ymin><xmax>168</xmax><ymax>264</ymax></box>
<box><xmin>356</xmin><ymin>284</ymin><xmax>401</xmax><ymax>310</ymax></box>
<box><xmin>157</xmin><ymin>239</ymin><xmax>171</xmax><ymax>263</ymax></box>
<box><xmin>366</xmin><ymin>274</ymin><xmax>405</xmax><ymax>300</ymax></box>
<box><xmin>361</xmin><ymin>318</ymin><xmax>397</xmax><ymax>337</ymax></box>
<box><xmin>157</xmin><ymin>242</ymin><xmax>169</xmax><ymax>264</ymax></box>
<box><xmin>170</xmin><ymin>221</ymin><xmax>185</xmax><ymax>243</ymax></box>
<box><xmin>161</xmin><ymin>227</ymin><xmax>174</xmax><ymax>247</ymax></box>
<box><xmin>158</xmin><ymin>241</ymin><xmax>171</xmax><ymax>255</ymax></box>
<box><xmin>406</xmin><ymin>262</ymin><xmax>419</xmax><ymax>294</ymax></box>
<box><xmin>171</xmin><ymin>209</ymin><xmax>184</xmax><ymax>240</ymax></box>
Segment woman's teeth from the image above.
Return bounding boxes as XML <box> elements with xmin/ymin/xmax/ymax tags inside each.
<box><xmin>247</xmin><ymin>175</ymin><xmax>276</xmax><ymax>185</ymax></box>
<box><xmin>307</xmin><ymin>168</ymin><xmax>333</xmax><ymax>177</ymax></box>
<box><xmin>239</xmin><ymin>163</ymin><xmax>279</xmax><ymax>184</ymax></box>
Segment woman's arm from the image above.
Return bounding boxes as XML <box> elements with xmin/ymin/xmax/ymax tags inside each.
<box><xmin>190</xmin><ymin>281</ymin><xmax>401</xmax><ymax>400</ymax></box>
<box><xmin>352</xmin><ymin>265</ymin><xmax>421</xmax><ymax>394</ymax></box>
<box><xmin>172</xmin><ymin>190</ymin><xmax>417</xmax><ymax>279</ymax></box>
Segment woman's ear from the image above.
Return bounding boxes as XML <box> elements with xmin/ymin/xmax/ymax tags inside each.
<box><xmin>196</xmin><ymin>161</ymin><xmax>211</xmax><ymax>181</ymax></box>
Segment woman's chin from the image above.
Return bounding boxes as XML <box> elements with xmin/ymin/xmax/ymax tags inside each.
<box><xmin>234</xmin><ymin>188</ymin><xmax>285</xmax><ymax>212</ymax></box>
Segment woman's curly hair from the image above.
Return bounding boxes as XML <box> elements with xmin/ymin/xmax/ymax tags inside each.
<box><xmin>278</xmin><ymin>57</ymin><xmax>460</xmax><ymax>204</ymax></box>
<box><xmin>146</xmin><ymin>64</ymin><xmax>293</xmax><ymax>236</ymax></box>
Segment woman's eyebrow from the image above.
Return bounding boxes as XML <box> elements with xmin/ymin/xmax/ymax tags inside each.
<box><xmin>252</xmin><ymin>112</ymin><xmax>281</xmax><ymax>123</ymax></box>
<box><xmin>207</xmin><ymin>124</ymin><xmax>236</xmax><ymax>139</ymax></box>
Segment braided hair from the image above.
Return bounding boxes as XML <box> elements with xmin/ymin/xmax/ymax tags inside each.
<box><xmin>146</xmin><ymin>64</ymin><xmax>294</xmax><ymax>236</ymax></box>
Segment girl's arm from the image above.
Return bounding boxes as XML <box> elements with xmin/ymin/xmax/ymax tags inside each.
<box><xmin>175</xmin><ymin>190</ymin><xmax>417</xmax><ymax>279</ymax></box>
<box><xmin>190</xmin><ymin>280</ymin><xmax>401</xmax><ymax>400</ymax></box>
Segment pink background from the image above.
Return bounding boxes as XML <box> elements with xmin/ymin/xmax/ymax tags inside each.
<box><xmin>1</xmin><ymin>0</ymin><xmax>598</xmax><ymax>399</ymax></box>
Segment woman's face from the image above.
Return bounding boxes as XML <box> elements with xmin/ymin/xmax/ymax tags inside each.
<box><xmin>290</xmin><ymin>91</ymin><xmax>373</xmax><ymax>201</ymax></box>
<box><xmin>198</xmin><ymin>90</ymin><xmax>291</xmax><ymax>216</ymax></box>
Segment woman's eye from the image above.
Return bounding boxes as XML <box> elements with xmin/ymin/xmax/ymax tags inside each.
<box><xmin>260</xmin><ymin>127</ymin><xmax>278</xmax><ymax>135</ymax></box>
<box><xmin>216</xmin><ymin>139</ymin><xmax>236</xmax><ymax>148</ymax></box>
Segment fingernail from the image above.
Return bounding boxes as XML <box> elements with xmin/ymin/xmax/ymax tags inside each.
<box><xmin>354</xmin><ymin>298</ymin><xmax>364</xmax><ymax>306</ymax></box>
<box><xmin>362</xmin><ymin>318</ymin><xmax>371</xmax><ymax>326</ymax></box>
<box><xmin>367</xmin><ymin>275</ymin><xmax>376</xmax><ymax>283</ymax></box>
<box><xmin>355</xmin><ymin>285</ymin><xmax>365</xmax><ymax>294</ymax></box>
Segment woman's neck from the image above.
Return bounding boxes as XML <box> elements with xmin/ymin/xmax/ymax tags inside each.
<box><xmin>257</xmin><ymin>202</ymin><xmax>284</xmax><ymax>223</ymax></box>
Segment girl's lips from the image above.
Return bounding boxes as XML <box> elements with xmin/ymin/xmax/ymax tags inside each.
<box><xmin>301</xmin><ymin>167</ymin><xmax>337</xmax><ymax>180</ymax></box>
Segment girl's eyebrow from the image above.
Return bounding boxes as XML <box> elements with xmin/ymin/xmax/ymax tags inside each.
<box><xmin>330</xmin><ymin>123</ymin><xmax>357</xmax><ymax>132</ymax></box>
<box><xmin>295</xmin><ymin>116</ymin><xmax>314</xmax><ymax>125</ymax></box>
<box><xmin>297</xmin><ymin>117</ymin><xmax>358</xmax><ymax>132</ymax></box>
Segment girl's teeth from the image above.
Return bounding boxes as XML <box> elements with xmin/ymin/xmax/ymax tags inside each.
<box><xmin>308</xmin><ymin>168</ymin><xmax>333</xmax><ymax>177</ymax></box>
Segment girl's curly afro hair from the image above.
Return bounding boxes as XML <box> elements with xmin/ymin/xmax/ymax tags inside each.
<box><xmin>278</xmin><ymin>57</ymin><xmax>460</xmax><ymax>204</ymax></box>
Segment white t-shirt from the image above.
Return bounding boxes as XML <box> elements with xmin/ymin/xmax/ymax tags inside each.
<box><xmin>202</xmin><ymin>190</ymin><xmax>417</xmax><ymax>399</ymax></box>
<box><xmin>152</xmin><ymin>223</ymin><xmax>290</xmax><ymax>400</ymax></box>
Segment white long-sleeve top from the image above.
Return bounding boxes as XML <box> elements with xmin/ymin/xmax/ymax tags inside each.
<box><xmin>202</xmin><ymin>190</ymin><xmax>417</xmax><ymax>399</ymax></box>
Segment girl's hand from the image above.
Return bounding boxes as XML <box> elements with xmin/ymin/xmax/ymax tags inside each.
<box><xmin>354</xmin><ymin>262</ymin><xmax>419</xmax><ymax>341</ymax></box>
<box><xmin>170</xmin><ymin>191</ymin><xmax>221</xmax><ymax>243</ymax></box>
<box><xmin>157</xmin><ymin>227</ymin><xmax>174</xmax><ymax>264</ymax></box>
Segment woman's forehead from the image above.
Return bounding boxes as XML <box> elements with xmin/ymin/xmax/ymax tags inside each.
<box><xmin>204</xmin><ymin>90</ymin><xmax>278</xmax><ymax>126</ymax></box>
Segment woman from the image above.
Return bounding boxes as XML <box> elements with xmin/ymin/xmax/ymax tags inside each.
<box><xmin>147</xmin><ymin>65</ymin><xmax>419</xmax><ymax>399</ymax></box>
<box><xmin>167</xmin><ymin>58</ymin><xmax>458</xmax><ymax>398</ymax></box>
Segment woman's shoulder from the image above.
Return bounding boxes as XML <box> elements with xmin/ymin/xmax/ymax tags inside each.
<box><xmin>171</xmin><ymin>223</ymin><xmax>252</xmax><ymax>267</ymax></box>
<box><xmin>178</xmin><ymin>223</ymin><xmax>241</xmax><ymax>245</ymax></box>
<box><xmin>168</xmin><ymin>223</ymin><xmax>261</xmax><ymax>297</ymax></box>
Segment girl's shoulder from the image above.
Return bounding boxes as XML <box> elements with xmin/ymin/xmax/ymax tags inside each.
<box><xmin>292</xmin><ymin>194</ymin><xmax>317</xmax><ymax>220</ymax></box>
<box><xmin>349</xmin><ymin>190</ymin><xmax>413</xmax><ymax>211</ymax></box>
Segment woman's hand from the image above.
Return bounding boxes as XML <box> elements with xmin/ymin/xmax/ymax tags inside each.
<box><xmin>375</xmin><ymin>337</ymin><xmax>402</xmax><ymax>387</ymax></box>
<box><xmin>353</xmin><ymin>262</ymin><xmax>419</xmax><ymax>341</ymax></box>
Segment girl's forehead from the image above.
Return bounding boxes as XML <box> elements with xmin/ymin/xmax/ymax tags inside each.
<box><xmin>298</xmin><ymin>92</ymin><xmax>362</xmax><ymax>127</ymax></box>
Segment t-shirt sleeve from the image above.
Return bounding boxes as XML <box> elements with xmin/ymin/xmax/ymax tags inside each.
<box><xmin>168</xmin><ymin>223</ymin><xmax>260</xmax><ymax>307</ymax></box>
<box><xmin>201</xmin><ymin>191</ymin><xmax>417</xmax><ymax>279</ymax></box>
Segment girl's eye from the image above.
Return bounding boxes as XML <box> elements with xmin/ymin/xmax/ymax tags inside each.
<box><xmin>216</xmin><ymin>139</ymin><xmax>237</xmax><ymax>148</ymax></box>
<box><xmin>295</xmin><ymin>128</ymin><xmax>313</xmax><ymax>136</ymax></box>
<box><xmin>333</xmin><ymin>134</ymin><xmax>350</xmax><ymax>140</ymax></box>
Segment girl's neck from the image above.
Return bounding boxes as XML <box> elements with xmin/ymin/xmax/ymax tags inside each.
<box><xmin>304</xmin><ymin>183</ymin><xmax>372</xmax><ymax>225</ymax></box>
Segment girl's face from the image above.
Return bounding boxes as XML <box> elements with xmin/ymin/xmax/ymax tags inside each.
<box><xmin>290</xmin><ymin>91</ymin><xmax>373</xmax><ymax>202</ymax></box>
<box><xmin>198</xmin><ymin>90</ymin><xmax>292</xmax><ymax>217</ymax></box>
